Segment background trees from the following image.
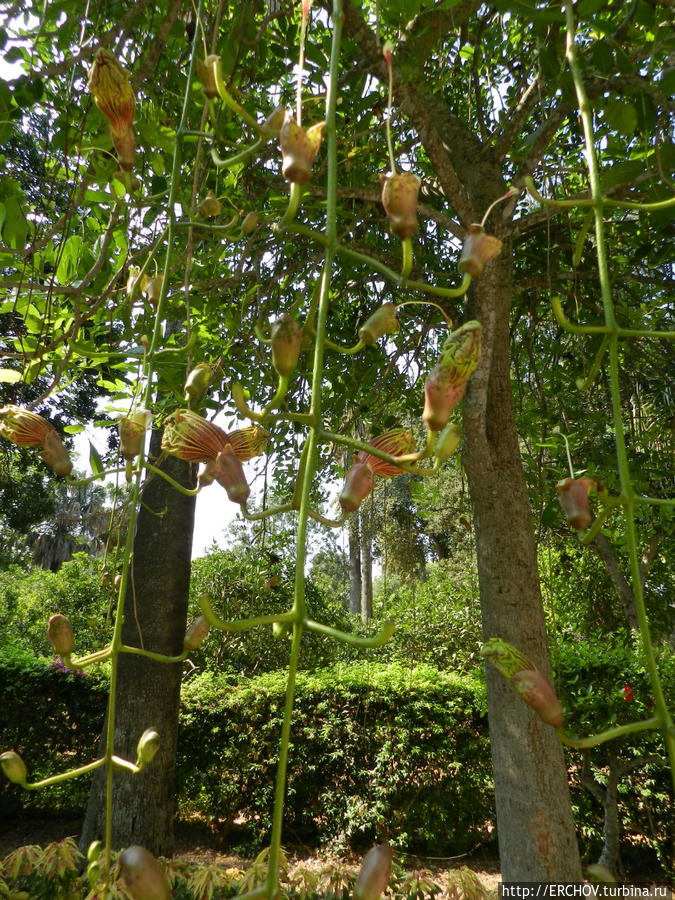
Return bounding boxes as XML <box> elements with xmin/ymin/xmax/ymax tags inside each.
<box><xmin>0</xmin><ymin>0</ymin><xmax>673</xmax><ymax>887</ymax></box>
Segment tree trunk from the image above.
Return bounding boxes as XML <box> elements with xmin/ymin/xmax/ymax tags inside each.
<box><xmin>360</xmin><ymin>503</ymin><xmax>373</xmax><ymax>623</ymax></box>
<box><xmin>463</xmin><ymin>253</ymin><xmax>582</xmax><ymax>881</ymax></box>
<box><xmin>348</xmin><ymin>511</ymin><xmax>362</xmax><ymax>615</ymax></box>
<box><xmin>79</xmin><ymin>438</ymin><xmax>195</xmax><ymax>857</ymax></box>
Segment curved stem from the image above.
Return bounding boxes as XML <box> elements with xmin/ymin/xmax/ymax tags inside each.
<box><xmin>323</xmin><ymin>337</ymin><xmax>365</xmax><ymax>355</ymax></box>
<box><xmin>307</xmin><ymin>507</ymin><xmax>347</xmax><ymax>528</ymax></box>
<box><xmin>64</xmin><ymin>646</ymin><xmax>112</xmax><ymax>669</ymax></box>
<box><xmin>212</xmin><ymin>57</ymin><xmax>263</xmax><ymax>134</ymax></box>
<box><xmin>241</xmin><ymin>501</ymin><xmax>294</xmax><ymax>521</ymax></box>
<box><xmin>558</xmin><ymin>717</ymin><xmax>659</xmax><ymax>749</ymax></box>
<box><xmin>211</xmin><ymin>135</ymin><xmax>265</xmax><ymax>169</ymax></box>
<box><xmin>144</xmin><ymin>462</ymin><xmax>201</xmax><ymax>496</ymax></box>
<box><xmin>24</xmin><ymin>757</ymin><xmax>105</xmax><ymax>790</ymax></box>
<box><xmin>119</xmin><ymin>643</ymin><xmax>187</xmax><ymax>664</ymax></box>
<box><xmin>576</xmin><ymin>335</ymin><xmax>609</xmax><ymax>392</ymax></box>
<box><xmin>277</xmin><ymin>182</ymin><xmax>303</xmax><ymax>228</ymax></box>
<box><xmin>305</xmin><ymin>618</ymin><xmax>395</xmax><ymax>648</ymax></box>
<box><xmin>397</xmin><ymin>298</ymin><xmax>453</xmax><ymax>329</ymax></box>
<box><xmin>400</xmin><ymin>237</ymin><xmax>413</xmax><ymax>280</ymax></box>
<box><xmin>198</xmin><ymin>593</ymin><xmax>298</xmax><ymax>633</ymax></box>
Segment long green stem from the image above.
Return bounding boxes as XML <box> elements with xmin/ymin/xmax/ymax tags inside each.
<box><xmin>558</xmin><ymin>717</ymin><xmax>659</xmax><ymax>750</ymax></box>
<box><xmin>564</xmin><ymin>0</ymin><xmax>675</xmax><ymax>789</ymax></box>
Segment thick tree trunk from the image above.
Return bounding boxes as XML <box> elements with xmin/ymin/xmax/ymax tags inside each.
<box><xmin>348</xmin><ymin>511</ymin><xmax>362</xmax><ymax>614</ymax></box>
<box><xmin>360</xmin><ymin>503</ymin><xmax>373</xmax><ymax>623</ymax></box>
<box><xmin>463</xmin><ymin>253</ymin><xmax>582</xmax><ymax>881</ymax></box>
<box><xmin>79</xmin><ymin>438</ymin><xmax>195</xmax><ymax>857</ymax></box>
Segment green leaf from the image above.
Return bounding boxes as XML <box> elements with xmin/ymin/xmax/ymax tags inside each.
<box><xmin>541</xmin><ymin>499</ymin><xmax>559</xmax><ymax>528</ymax></box>
<box><xmin>0</xmin><ymin>368</ymin><xmax>21</xmax><ymax>383</ymax></box>
<box><xmin>89</xmin><ymin>441</ymin><xmax>104</xmax><ymax>477</ymax></box>
<box><xmin>63</xmin><ymin>424</ymin><xmax>85</xmax><ymax>434</ymax></box>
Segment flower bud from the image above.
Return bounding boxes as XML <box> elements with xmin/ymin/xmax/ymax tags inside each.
<box><xmin>422</xmin><ymin>321</ymin><xmax>482</xmax><ymax>431</ymax></box>
<box><xmin>0</xmin><ymin>751</ymin><xmax>27</xmax><ymax>785</ymax></box>
<box><xmin>199</xmin><ymin>191</ymin><xmax>221</xmax><ymax>218</ymax></box>
<box><xmin>355</xmin><ymin>845</ymin><xmax>392</xmax><ymax>900</ymax></box>
<box><xmin>434</xmin><ymin>423</ymin><xmax>461</xmax><ymax>461</ymax></box>
<box><xmin>241</xmin><ymin>211</ymin><xmax>259</xmax><ymax>234</ymax></box>
<box><xmin>458</xmin><ymin>224</ymin><xmax>502</xmax><ymax>278</ymax></box>
<box><xmin>184</xmin><ymin>363</ymin><xmax>213</xmax><ymax>407</ymax></box>
<box><xmin>555</xmin><ymin>477</ymin><xmax>595</xmax><ymax>531</ymax></box>
<box><xmin>39</xmin><ymin>430</ymin><xmax>73</xmax><ymax>476</ymax></box>
<box><xmin>136</xmin><ymin>728</ymin><xmax>160</xmax><ymax>768</ymax></box>
<box><xmin>87</xmin><ymin>841</ymin><xmax>102</xmax><ymax>864</ymax></box>
<box><xmin>87</xmin><ymin>49</ymin><xmax>135</xmax><ymax>138</ymax></box>
<box><xmin>271</xmin><ymin>313</ymin><xmax>302</xmax><ymax>377</ymax></box>
<box><xmin>358</xmin><ymin>303</ymin><xmax>400</xmax><ymax>346</ymax></box>
<box><xmin>380</xmin><ymin>171</ymin><xmax>420</xmax><ymax>240</ymax></box>
<box><xmin>184</xmin><ymin>615</ymin><xmax>210</xmax><ymax>651</ymax></box>
<box><xmin>87</xmin><ymin>860</ymin><xmax>101</xmax><ymax>888</ymax></box>
<box><xmin>119</xmin><ymin>408</ymin><xmax>152</xmax><ymax>461</ymax></box>
<box><xmin>279</xmin><ymin>111</ymin><xmax>324</xmax><ymax>184</ymax></box>
<box><xmin>511</xmin><ymin>669</ymin><xmax>563</xmax><ymax>729</ymax></box>
<box><xmin>196</xmin><ymin>55</ymin><xmax>220</xmax><ymax>99</ymax></box>
<box><xmin>127</xmin><ymin>266</ymin><xmax>142</xmax><ymax>301</ymax></box>
<box><xmin>47</xmin><ymin>613</ymin><xmax>75</xmax><ymax>657</ymax></box>
<box><xmin>141</xmin><ymin>274</ymin><xmax>163</xmax><ymax>310</ymax></box>
<box><xmin>118</xmin><ymin>846</ymin><xmax>171</xmax><ymax>900</ymax></box>
<box><xmin>261</xmin><ymin>106</ymin><xmax>286</xmax><ymax>134</ymax></box>
<box><xmin>213</xmin><ymin>445</ymin><xmax>250</xmax><ymax>504</ymax></box>
<box><xmin>339</xmin><ymin>461</ymin><xmax>374</xmax><ymax>514</ymax></box>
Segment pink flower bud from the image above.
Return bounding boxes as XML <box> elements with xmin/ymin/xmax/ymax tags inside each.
<box><xmin>355</xmin><ymin>845</ymin><xmax>392</xmax><ymax>900</ymax></box>
<box><xmin>422</xmin><ymin>321</ymin><xmax>482</xmax><ymax>431</ymax></box>
<box><xmin>271</xmin><ymin>313</ymin><xmax>303</xmax><ymax>377</ymax></box>
<box><xmin>118</xmin><ymin>846</ymin><xmax>171</xmax><ymax>900</ymax></box>
<box><xmin>0</xmin><ymin>751</ymin><xmax>27</xmax><ymax>785</ymax></box>
<box><xmin>458</xmin><ymin>224</ymin><xmax>503</xmax><ymax>278</ymax></box>
<box><xmin>47</xmin><ymin>614</ymin><xmax>74</xmax><ymax>657</ymax></box>
<box><xmin>279</xmin><ymin>112</ymin><xmax>324</xmax><ymax>184</ymax></box>
<box><xmin>212</xmin><ymin>446</ymin><xmax>250</xmax><ymax>504</ymax></box>
<box><xmin>511</xmin><ymin>669</ymin><xmax>563</xmax><ymax>729</ymax></box>
<box><xmin>184</xmin><ymin>616</ymin><xmax>210</xmax><ymax>651</ymax></box>
<box><xmin>358</xmin><ymin>303</ymin><xmax>400</xmax><ymax>346</ymax></box>
<box><xmin>380</xmin><ymin>171</ymin><xmax>420</xmax><ymax>240</ymax></box>
<box><xmin>339</xmin><ymin>461</ymin><xmax>375</xmax><ymax>514</ymax></box>
<box><xmin>555</xmin><ymin>477</ymin><xmax>595</xmax><ymax>530</ymax></box>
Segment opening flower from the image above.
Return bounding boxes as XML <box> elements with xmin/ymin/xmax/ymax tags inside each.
<box><xmin>380</xmin><ymin>171</ymin><xmax>420</xmax><ymax>240</ymax></box>
<box><xmin>279</xmin><ymin>111</ymin><xmax>324</xmax><ymax>184</ymax></box>
<box><xmin>87</xmin><ymin>49</ymin><xmax>135</xmax><ymax>137</ymax></box>
<box><xmin>161</xmin><ymin>409</ymin><xmax>229</xmax><ymax>462</ymax></box>
<box><xmin>0</xmin><ymin>405</ymin><xmax>73</xmax><ymax>476</ymax></box>
<box><xmin>339</xmin><ymin>429</ymin><xmax>416</xmax><ymax>513</ymax></box>
<box><xmin>422</xmin><ymin>321</ymin><xmax>482</xmax><ymax>431</ymax></box>
<box><xmin>556</xmin><ymin>477</ymin><xmax>595</xmax><ymax>531</ymax></box>
<box><xmin>227</xmin><ymin>425</ymin><xmax>271</xmax><ymax>462</ymax></box>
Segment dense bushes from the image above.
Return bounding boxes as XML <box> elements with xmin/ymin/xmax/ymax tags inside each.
<box><xmin>177</xmin><ymin>662</ymin><xmax>492</xmax><ymax>854</ymax></box>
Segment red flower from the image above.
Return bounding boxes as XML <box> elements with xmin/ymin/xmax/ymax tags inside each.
<box><xmin>623</xmin><ymin>684</ymin><xmax>632</xmax><ymax>703</ymax></box>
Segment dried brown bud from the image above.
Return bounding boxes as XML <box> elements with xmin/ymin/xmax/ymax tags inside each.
<box><xmin>556</xmin><ymin>477</ymin><xmax>595</xmax><ymax>531</ymax></box>
<box><xmin>196</xmin><ymin>55</ymin><xmax>220</xmax><ymax>99</ymax></box>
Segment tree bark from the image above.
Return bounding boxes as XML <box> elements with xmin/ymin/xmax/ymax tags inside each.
<box><xmin>348</xmin><ymin>511</ymin><xmax>362</xmax><ymax>615</ymax></box>
<box><xmin>463</xmin><ymin>253</ymin><xmax>582</xmax><ymax>881</ymax></box>
<box><xmin>79</xmin><ymin>438</ymin><xmax>195</xmax><ymax>857</ymax></box>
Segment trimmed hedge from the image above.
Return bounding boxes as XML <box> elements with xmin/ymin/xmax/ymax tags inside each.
<box><xmin>177</xmin><ymin>662</ymin><xmax>492</xmax><ymax>854</ymax></box>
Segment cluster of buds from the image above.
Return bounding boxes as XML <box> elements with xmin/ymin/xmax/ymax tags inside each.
<box><xmin>0</xmin><ymin>405</ymin><xmax>73</xmax><ymax>476</ymax></box>
<box><xmin>161</xmin><ymin>409</ymin><xmax>269</xmax><ymax>504</ymax></box>
<box><xmin>87</xmin><ymin>48</ymin><xmax>136</xmax><ymax>172</ymax></box>
<box><xmin>279</xmin><ymin>111</ymin><xmax>324</xmax><ymax>184</ymax></box>
<box><xmin>422</xmin><ymin>321</ymin><xmax>482</xmax><ymax>432</ymax></box>
<box><xmin>118</xmin><ymin>408</ymin><xmax>152</xmax><ymax>461</ymax></box>
<box><xmin>339</xmin><ymin>428</ymin><xmax>416</xmax><ymax>514</ymax></box>
<box><xmin>380</xmin><ymin>172</ymin><xmax>420</xmax><ymax>240</ymax></box>
<box><xmin>481</xmin><ymin>637</ymin><xmax>563</xmax><ymax>729</ymax></box>
<box><xmin>271</xmin><ymin>313</ymin><xmax>303</xmax><ymax>377</ymax></box>
<box><xmin>556</xmin><ymin>476</ymin><xmax>596</xmax><ymax>531</ymax></box>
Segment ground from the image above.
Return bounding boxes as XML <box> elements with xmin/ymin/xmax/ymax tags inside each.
<box><xmin>0</xmin><ymin>813</ymin><xmax>502</xmax><ymax>895</ymax></box>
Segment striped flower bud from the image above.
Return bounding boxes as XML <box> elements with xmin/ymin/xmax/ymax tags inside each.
<box><xmin>380</xmin><ymin>171</ymin><xmax>420</xmax><ymax>240</ymax></box>
<box><xmin>0</xmin><ymin>751</ymin><xmax>27</xmax><ymax>785</ymax></box>
<box><xmin>87</xmin><ymin>49</ymin><xmax>135</xmax><ymax>138</ymax></box>
<box><xmin>511</xmin><ymin>669</ymin><xmax>563</xmax><ymax>729</ymax></box>
<box><xmin>422</xmin><ymin>321</ymin><xmax>482</xmax><ymax>431</ymax></box>
<box><xmin>358</xmin><ymin>303</ymin><xmax>400</xmax><ymax>346</ymax></box>
<box><xmin>184</xmin><ymin>615</ymin><xmax>210</xmax><ymax>651</ymax></box>
<box><xmin>555</xmin><ymin>477</ymin><xmax>595</xmax><ymax>531</ymax></box>
<box><xmin>339</xmin><ymin>429</ymin><xmax>416</xmax><ymax>513</ymax></box>
<box><xmin>227</xmin><ymin>425</ymin><xmax>270</xmax><ymax>461</ymax></box>
<box><xmin>271</xmin><ymin>313</ymin><xmax>302</xmax><ymax>377</ymax></box>
<box><xmin>458</xmin><ymin>224</ymin><xmax>502</xmax><ymax>278</ymax></box>
<box><xmin>212</xmin><ymin>445</ymin><xmax>250</xmax><ymax>504</ymax></box>
<box><xmin>136</xmin><ymin>728</ymin><xmax>160</xmax><ymax>768</ymax></box>
<box><xmin>355</xmin><ymin>845</ymin><xmax>392</xmax><ymax>900</ymax></box>
<box><xmin>279</xmin><ymin>111</ymin><xmax>324</xmax><ymax>184</ymax></box>
<box><xmin>47</xmin><ymin>613</ymin><xmax>74</xmax><ymax>657</ymax></box>
<box><xmin>111</xmin><ymin>127</ymin><xmax>136</xmax><ymax>171</ymax></box>
<box><xmin>118</xmin><ymin>846</ymin><xmax>171</xmax><ymax>900</ymax></box>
